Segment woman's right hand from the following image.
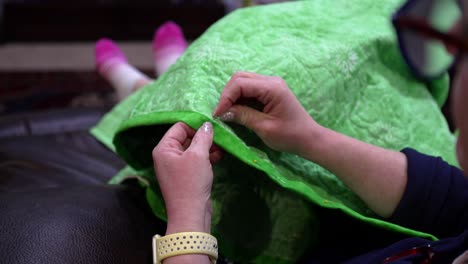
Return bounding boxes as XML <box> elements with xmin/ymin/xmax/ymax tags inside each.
<box><xmin>213</xmin><ymin>72</ymin><xmax>409</xmax><ymax>219</ymax></box>
<box><xmin>213</xmin><ymin>71</ymin><xmax>322</xmax><ymax>156</ymax></box>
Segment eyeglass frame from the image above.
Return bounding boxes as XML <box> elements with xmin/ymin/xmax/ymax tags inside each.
<box><xmin>382</xmin><ymin>244</ymin><xmax>435</xmax><ymax>264</ymax></box>
<box><xmin>391</xmin><ymin>0</ymin><xmax>468</xmax><ymax>80</ymax></box>
<box><xmin>383</xmin><ymin>0</ymin><xmax>464</xmax><ymax>261</ymax></box>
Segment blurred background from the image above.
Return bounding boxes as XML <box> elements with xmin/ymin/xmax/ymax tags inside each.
<box><xmin>0</xmin><ymin>0</ymin><xmax>454</xmax><ymax>130</ymax></box>
<box><xmin>0</xmin><ymin>0</ymin><xmax>229</xmax><ymax>114</ymax></box>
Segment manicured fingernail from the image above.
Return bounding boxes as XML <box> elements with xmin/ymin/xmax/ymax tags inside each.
<box><xmin>219</xmin><ymin>111</ymin><xmax>235</xmax><ymax>122</ymax></box>
<box><xmin>202</xmin><ymin>122</ymin><xmax>213</xmax><ymax>133</ymax></box>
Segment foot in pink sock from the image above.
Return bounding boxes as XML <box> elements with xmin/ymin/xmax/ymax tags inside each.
<box><xmin>152</xmin><ymin>21</ymin><xmax>188</xmax><ymax>75</ymax></box>
<box><xmin>94</xmin><ymin>38</ymin><xmax>150</xmax><ymax>100</ymax></box>
<box><xmin>95</xmin><ymin>38</ymin><xmax>128</xmax><ymax>75</ymax></box>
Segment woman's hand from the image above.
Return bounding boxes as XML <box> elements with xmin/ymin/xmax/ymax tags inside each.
<box><xmin>213</xmin><ymin>72</ymin><xmax>408</xmax><ymax>218</ymax></box>
<box><xmin>152</xmin><ymin>122</ymin><xmax>222</xmax><ymax>234</ymax></box>
<box><xmin>213</xmin><ymin>71</ymin><xmax>321</xmax><ymax>156</ymax></box>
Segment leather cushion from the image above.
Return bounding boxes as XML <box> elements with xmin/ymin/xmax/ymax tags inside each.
<box><xmin>0</xmin><ymin>108</ymin><xmax>164</xmax><ymax>263</ymax></box>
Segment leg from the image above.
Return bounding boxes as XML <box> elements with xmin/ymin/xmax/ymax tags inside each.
<box><xmin>95</xmin><ymin>38</ymin><xmax>151</xmax><ymax>100</ymax></box>
<box><xmin>152</xmin><ymin>21</ymin><xmax>188</xmax><ymax>76</ymax></box>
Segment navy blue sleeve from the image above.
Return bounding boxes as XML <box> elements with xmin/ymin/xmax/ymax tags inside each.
<box><xmin>388</xmin><ymin>148</ymin><xmax>468</xmax><ymax>238</ymax></box>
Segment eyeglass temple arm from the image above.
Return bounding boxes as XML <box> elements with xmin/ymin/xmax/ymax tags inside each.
<box><xmin>394</xmin><ymin>16</ymin><xmax>468</xmax><ymax>53</ymax></box>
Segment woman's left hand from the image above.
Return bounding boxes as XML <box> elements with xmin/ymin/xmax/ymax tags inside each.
<box><xmin>152</xmin><ymin>122</ymin><xmax>222</xmax><ymax>233</ymax></box>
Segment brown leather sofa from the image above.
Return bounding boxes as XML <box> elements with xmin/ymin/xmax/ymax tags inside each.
<box><xmin>0</xmin><ymin>107</ymin><xmax>165</xmax><ymax>263</ymax></box>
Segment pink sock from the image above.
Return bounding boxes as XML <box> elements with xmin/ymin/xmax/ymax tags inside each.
<box><xmin>152</xmin><ymin>21</ymin><xmax>188</xmax><ymax>76</ymax></box>
<box><xmin>95</xmin><ymin>38</ymin><xmax>150</xmax><ymax>100</ymax></box>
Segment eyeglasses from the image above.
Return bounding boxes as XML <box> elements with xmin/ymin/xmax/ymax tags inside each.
<box><xmin>392</xmin><ymin>0</ymin><xmax>465</xmax><ymax>80</ymax></box>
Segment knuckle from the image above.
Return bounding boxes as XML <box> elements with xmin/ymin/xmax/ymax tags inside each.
<box><xmin>238</xmin><ymin>108</ymin><xmax>252</xmax><ymax>125</ymax></box>
<box><xmin>232</xmin><ymin>72</ymin><xmax>244</xmax><ymax>81</ymax></box>
<box><xmin>238</xmin><ymin>113</ymin><xmax>249</xmax><ymax>126</ymax></box>
<box><xmin>260</xmin><ymin>121</ymin><xmax>280</xmax><ymax>136</ymax></box>
<box><xmin>271</xmin><ymin>76</ymin><xmax>286</xmax><ymax>87</ymax></box>
<box><xmin>261</xmin><ymin>123</ymin><xmax>275</xmax><ymax>134</ymax></box>
<box><xmin>151</xmin><ymin>147</ymin><xmax>169</xmax><ymax>164</ymax></box>
<box><xmin>152</xmin><ymin>146</ymin><xmax>160</xmax><ymax>159</ymax></box>
<box><xmin>232</xmin><ymin>77</ymin><xmax>243</xmax><ymax>86</ymax></box>
<box><xmin>185</xmin><ymin>149</ymin><xmax>204</xmax><ymax>160</ymax></box>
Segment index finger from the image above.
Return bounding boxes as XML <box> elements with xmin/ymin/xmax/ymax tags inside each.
<box><xmin>157</xmin><ymin>122</ymin><xmax>196</xmax><ymax>151</ymax></box>
<box><xmin>212</xmin><ymin>72</ymin><xmax>273</xmax><ymax>117</ymax></box>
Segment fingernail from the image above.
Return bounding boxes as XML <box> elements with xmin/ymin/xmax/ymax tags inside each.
<box><xmin>219</xmin><ymin>111</ymin><xmax>235</xmax><ymax>122</ymax></box>
<box><xmin>202</xmin><ymin>122</ymin><xmax>213</xmax><ymax>133</ymax></box>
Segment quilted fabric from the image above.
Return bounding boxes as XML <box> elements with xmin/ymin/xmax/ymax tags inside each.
<box><xmin>91</xmin><ymin>1</ymin><xmax>457</xmax><ymax>262</ymax></box>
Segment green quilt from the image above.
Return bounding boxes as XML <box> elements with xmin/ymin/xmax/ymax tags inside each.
<box><xmin>91</xmin><ymin>0</ymin><xmax>457</xmax><ymax>263</ymax></box>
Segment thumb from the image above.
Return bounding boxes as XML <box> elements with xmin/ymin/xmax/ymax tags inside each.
<box><xmin>187</xmin><ymin>122</ymin><xmax>214</xmax><ymax>155</ymax></box>
<box><xmin>219</xmin><ymin>105</ymin><xmax>268</xmax><ymax>132</ymax></box>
